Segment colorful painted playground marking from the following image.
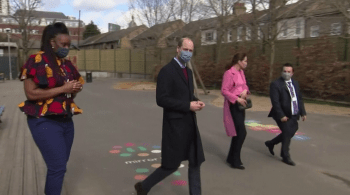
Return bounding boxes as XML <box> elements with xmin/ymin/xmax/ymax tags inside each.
<box><xmin>110</xmin><ymin>143</ymin><xmax>187</xmax><ymax>187</ymax></box>
<box><xmin>138</xmin><ymin>153</ymin><xmax>150</xmax><ymax>157</ymax></box>
<box><xmin>109</xmin><ymin>150</ymin><xmax>120</xmax><ymax>154</ymax></box>
<box><xmin>171</xmin><ymin>180</ymin><xmax>188</xmax><ymax>186</ymax></box>
<box><xmin>245</xmin><ymin>120</ymin><xmax>311</xmax><ymax>141</ymax></box>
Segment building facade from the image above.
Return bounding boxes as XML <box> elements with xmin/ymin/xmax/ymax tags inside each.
<box><xmin>0</xmin><ymin>1</ymin><xmax>84</xmax><ymax>47</ymax></box>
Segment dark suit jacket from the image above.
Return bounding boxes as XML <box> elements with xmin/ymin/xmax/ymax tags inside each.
<box><xmin>156</xmin><ymin>58</ymin><xmax>205</xmax><ymax>169</ymax></box>
<box><xmin>268</xmin><ymin>77</ymin><xmax>306</xmax><ymax>121</ymax></box>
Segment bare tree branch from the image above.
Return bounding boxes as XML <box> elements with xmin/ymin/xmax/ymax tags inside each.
<box><xmin>8</xmin><ymin>0</ymin><xmax>42</xmax><ymax>67</ymax></box>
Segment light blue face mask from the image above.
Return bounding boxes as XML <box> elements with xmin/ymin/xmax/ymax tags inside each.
<box><xmin>180</xmin><ymin>50</ymin><xmax>193</xmax><ymax>63</ymax></box>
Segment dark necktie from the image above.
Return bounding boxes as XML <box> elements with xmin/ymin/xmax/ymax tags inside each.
<box><xmin>182</xmin><ymin>68</ymin><xmax>188</xmax><ymax>82</ymax></box>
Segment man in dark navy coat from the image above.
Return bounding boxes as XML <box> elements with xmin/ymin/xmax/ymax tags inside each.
<box><xmin>135</xmin><ymin>38</ymin><xmax>205</xmax><ymax>195</ymax></box>
<box><xmin>265</xmin><ymin>63</ymin><xmax>307</xmax><ymax>166</ymax></box>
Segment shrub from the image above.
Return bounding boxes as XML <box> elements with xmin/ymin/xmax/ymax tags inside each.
<box><xmin>293</xmin><ymin>37</ymin><xmax>350</xmax><ymax>101</ymax></box>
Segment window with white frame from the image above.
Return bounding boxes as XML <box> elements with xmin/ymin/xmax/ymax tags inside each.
<box><xmin>31</xmin><ymin>20</ymin><xmax>39</xmax><ymax>25</ymax></box>
<box><xmin>258</xmin><ymin>24</ymin><xmax>264</xmax><ymax>40</ymax></box>
<box><xmin>205</xmin><ymin>31</ymin><xmax>214</xmax><ymax>41</ymax></box>
<box><xmin>237</xmin><ymin>27</ymin><xmax>243</xmax><ymax>41</ymax></box>
<box><xmin>40</xmin><ymin>19</ymin><xmax>46</xmax><ymax>26</ymax></box>
<box><xmin>330</xmin><ymin>23</ymin><xmax>342</xmax><ymax>35</ymax></box>
<box><xmin>2</xmin><ymin>18</ymin><xmax>7</xmax><ymax>23</ymax></box>
<box><xmin>295</xmin><ymin>20</ymin><xmax>301</xmax><ymax>35</ymax></box>
<box><xmin>0</xmin><ymin>49</ymin><xmax>4</xmax><ymax>57</ymax></box>
<box><xmin>281</xmin><ymin>23</ymin><xmax>288</xmax><ymax>37</ymax></box>
<box><xmin>15</xmin><ymin>29</ymin><xmax>21</xmax><ymax>34</ymax></box>
<box><xmin>310</xmin><ymin>25</ymin><xmax>319</xmax><ymax>37</ymax></box>
<box><xmin>246</xmin><ymin>27</ymin><xmax>251</xmax><ymax>40</ymax></box>
<box><xmin>228</xmin><ymin>30</ymin><xmax>232</xmax><ymax>42</ymax></box>
<box><xmin>0</xmin><ymin>28</ymin><xmax>2</xmax><ymax>32</ymax></box>
<box><xmin>258</xmin><ymin>26</ymin><xmax>262</xmax><ymax>40</ymax></box>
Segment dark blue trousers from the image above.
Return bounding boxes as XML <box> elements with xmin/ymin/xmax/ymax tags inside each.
<box><xmin>27</xmin><ymin>116</ymin><xmax>74</xmax><ymax>195</ymax></box>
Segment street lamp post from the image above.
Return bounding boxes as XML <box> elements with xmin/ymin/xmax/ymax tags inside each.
<box><xmin>7</xmin><ymin>32</ymin><xmax>12</xmax><ymax>80</ymax></box>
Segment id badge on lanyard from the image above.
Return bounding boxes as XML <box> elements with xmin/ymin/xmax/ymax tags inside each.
<box><xmin>61</xmin><ymin>62</ymin><xmax>72</xmax><ymax>98</ymax></box>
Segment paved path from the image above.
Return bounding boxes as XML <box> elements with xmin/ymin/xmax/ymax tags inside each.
<box><xmin>0</xmin><ymin>81</ymin><xmax>66</xmax><ymax>195</ymax></box>
<box><xmin>0</xmin><ymin>78</ymin><xmax>349</xmax><ymax>195</ymax></box>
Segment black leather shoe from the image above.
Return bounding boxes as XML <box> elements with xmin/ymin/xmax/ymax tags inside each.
<box><xmin>265</xmin><ymin>141</ymin><xmax>275</xmax><ymax>156</ymax></box>
<box><xmin>230</xmin><ymin>164</ymin><xmax>245</xmax><ymax>170</ymax></box>
<box><xmin>282</xmin><ymin>158</ymin><xmax>296</xmax><ymax>166</ymax></box>
<box><xmin>134</xmin><ymin>182</ymin><xmax>148</xmax><ymax>195</ymax></box>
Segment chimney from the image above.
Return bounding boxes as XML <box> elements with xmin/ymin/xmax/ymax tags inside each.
<box><xmin>233</xmin><ymin>2</ymin><xmax>247</xmax><ymax>16</ymax></box>
<box><xmin>272</xmin><ymin>0</ymin><xmax>287</xmax><ymax>8</ymax></box>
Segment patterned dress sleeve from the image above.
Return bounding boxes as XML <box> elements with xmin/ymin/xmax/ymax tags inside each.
<box><xmin>19</xmin><ymin>52</ymin><xmax>49</xmax><ymax>88</ymax></box>
<box><xmin>67</xmin><ymin>60</ymin><xmax>85</xmax><ymax>85</ymax></box>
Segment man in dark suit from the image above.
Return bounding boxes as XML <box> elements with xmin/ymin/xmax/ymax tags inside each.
<box><xmin>265</xmin><ymin>63</ymin><xmax>307</xmax><ymax>166</ymax></box>
<box><xmin>135</xmin><ymin>38</ymin><xmax>205</xmax><ymax>195</ymax></box>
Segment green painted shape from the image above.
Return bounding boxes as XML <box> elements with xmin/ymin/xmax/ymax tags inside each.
<box><xmin>126</xmin><ymin>148</ymin><xmax>136</xmax><ymax>152</ymax></box>
<box><xmin>136</xmin><ymin>168</ymin><xmax>149</xmax><ymax>173</ymax></box>
<box><xmin>138</xmin><ymin>146</ymin><xmax>147</xmax><ymax>151</ymax></box>
<box><xmin>120</xmin><ymin>153</ymin><xmax>132</xmax><ymax>157</ymax></box>
<box><xmin>173</xmin><ymin>171</ymin><xmax>181</xmax><ymax>176</ymax></box>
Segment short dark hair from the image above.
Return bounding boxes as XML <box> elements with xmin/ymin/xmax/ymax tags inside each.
<box><xmin>177</xmin><ymin>37</ymin><xmax>192</xmax><ymax>48</ymax></box>
<box><xmin>282</xmin><ymin>63</ymin><xmax>294</xmax><ymax>72</ymax></box>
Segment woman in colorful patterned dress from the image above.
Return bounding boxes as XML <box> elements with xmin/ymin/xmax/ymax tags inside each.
<box><xmin>18</xmin><ymin>22</ymin><xmax>84</xmax><ymax>195</ymax></box>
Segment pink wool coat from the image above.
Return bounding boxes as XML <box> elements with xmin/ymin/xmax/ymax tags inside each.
<box><xmin>221</xmin><ymin>66</ymin><xmax>250</xmax><ymax>137</ymax></box>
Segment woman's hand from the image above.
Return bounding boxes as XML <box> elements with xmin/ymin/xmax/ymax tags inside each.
<box><xmin>236</xmin><ymin>97</ymin><xmax>247</xmax><ymax>107</ymax></box>
<box><xmin>73</xmin><ymin>81</ymin><xmax>83</xmax><ymax>92</ymax></box>
<box><xmin>61</xmin><ymin>80</ymin><xmax>81</xmax><ymax>93</ymax></box>
<box><xmin>240</xmin><ymin>90</ymin><xmax>248</xmax><ymax>100</ymax></box>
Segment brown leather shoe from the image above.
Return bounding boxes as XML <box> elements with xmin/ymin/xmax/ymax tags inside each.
<box><xmin>134</xmin><ymin>182</ymin><xmax>148</xmax><ymax>195</ymax></box>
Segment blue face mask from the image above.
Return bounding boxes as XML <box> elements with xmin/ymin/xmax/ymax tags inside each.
<box><xmin>56</xmin><ymin>47</ymin><xmax>69</xmax><ymax>58</ymax></box>
<box><xmin>180</xmin><ymin>50</ymin><xmax>193</xmax><ymax>63</ymax></box>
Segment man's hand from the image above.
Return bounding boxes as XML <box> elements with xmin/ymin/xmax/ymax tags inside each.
<box><xmin>198</xmin><ymin>101</ymin><xmax>205</xmax><ymax>107</ymax></box>
<box><xmin>190</xmin><ymin>101</ymin><xmax>204</xmax><ymax>112</ymax></box>
<box><xmin>302</xmin><ymin>115</ymin><xmax>307</xmax><ymax>121</ymax></box>
<box><xmin>281</xmin><ymin>116</ymin><xmax>289</xmax><ymax>122</ymax></box>
<box><xmin>197</xmin><ymin>101</ymin><xmax>205</xmax><ymax>111</ymax></box>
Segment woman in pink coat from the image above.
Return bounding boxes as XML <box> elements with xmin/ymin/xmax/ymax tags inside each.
<box><xmin>221</xmin><ymin>53</ymin><xmax>249</xmax><ymax>170</ymax></box>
